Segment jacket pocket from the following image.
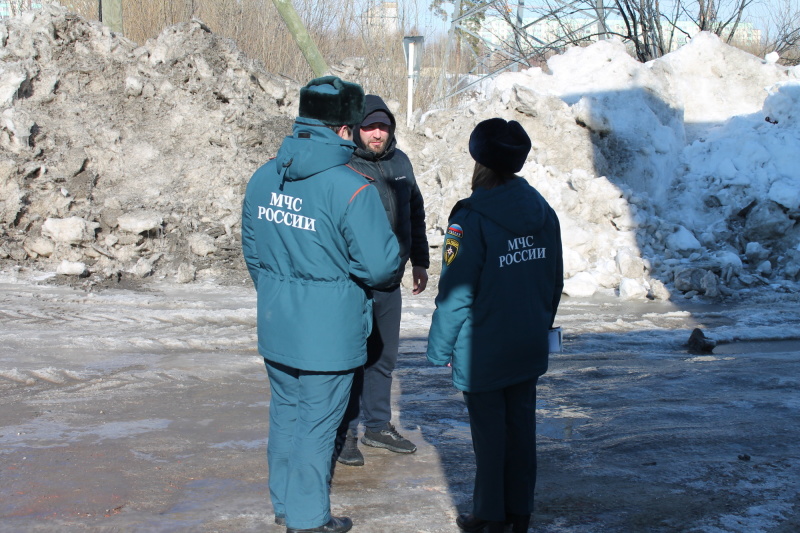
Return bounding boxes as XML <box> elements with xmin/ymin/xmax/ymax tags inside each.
<box><xmin>363</xmin><ymin>295</ymin><xmax>374</xmax><ymax>337</ymax></box>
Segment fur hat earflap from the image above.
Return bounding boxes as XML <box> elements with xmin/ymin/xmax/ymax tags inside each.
<box><xmin>299</xmin><ymin>76</ymin><xmax>365</xmax><ymax>126</ymax></box>
<box><xmin>468</xmin><ymin>118</ymin><xmax>532</xmax><ymax>174</ymax></box>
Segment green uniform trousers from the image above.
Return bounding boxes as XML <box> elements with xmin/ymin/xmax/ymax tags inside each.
<box><xmin>265</xmin><ymin>360</ymin><xmax>354</xmax><ymax>529</ymax></box>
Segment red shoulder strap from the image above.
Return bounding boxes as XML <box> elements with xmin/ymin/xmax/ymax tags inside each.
<box><xmin>349</xmin><ymin>184</ymin><xmax>370</xmax><ymax>204</ymax></box>
<box><xmin>345</xmin><ymin>164</ymin><xmax>376</xmax><ymax>203</ymax></box>
<box><xmin>345</xmin><ymin>164</ymin><xmax>375</xmax><ymax>181</ymax></box>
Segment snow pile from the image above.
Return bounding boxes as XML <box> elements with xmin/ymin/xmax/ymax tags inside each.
<box><xmin>1</xmin><ymin>5</ymin><xmax>295</xmax><ymax>285</ymax></box>
<box><xmin>414</xmin><ymin>34</ymin><xmax>800</xmax><ymax>300</ymax></box>
<box><xmin>2</xmin><ymin>6</ymin><xmax>799</xmax><ymax>300</ymax></box>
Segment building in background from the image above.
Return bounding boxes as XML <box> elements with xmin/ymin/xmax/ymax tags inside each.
<box><xmin>1</xmin><ymin>1</ymin><xmax>43</xmax><ymax>18</ymax></box>
<box><xmin>362</xmin><ymin>1</ymin><xmax>400</xmax><ymax>36</ymax></box>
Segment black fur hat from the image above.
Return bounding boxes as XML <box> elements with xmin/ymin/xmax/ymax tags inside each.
<box><xmin>299</xmin><ymin>76</ymin><xmax>365</xmax><ymax>126</ymax></box>
<box><xmin>468</xmin><ymin>118</ymin><xmax>532</xmax><ymax>173</ymax></box>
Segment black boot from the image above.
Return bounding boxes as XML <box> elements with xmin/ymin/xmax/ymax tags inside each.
<box><xmin>286</xmin><ymin>516</ymin><xmax>352</xmax><ymax>533</ymax></box>
<box><xmin>456</xmin><ymin>513</ymin><xmax>487</xmax><ymax>532</ymax></box>
<box><xmin>456</xmin><ymin>513</ymin><xmax>506</xmax><ymax>532</ymax></box>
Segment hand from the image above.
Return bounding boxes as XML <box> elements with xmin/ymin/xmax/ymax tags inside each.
<box><xmin>412</xmin><ymin>266</ymin><xmax>428</xmax><ymax>295</ymax></box>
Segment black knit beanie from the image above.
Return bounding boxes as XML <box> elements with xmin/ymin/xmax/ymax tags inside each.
<box><xmin>468</xmin><ymin>118</ymin><xmax>532</xmax><ymax>173</ymax></box>
<box><xmin>299</xmin><ymin>76</ymin><xmax>365</xmax><ymax>126</ymax></box>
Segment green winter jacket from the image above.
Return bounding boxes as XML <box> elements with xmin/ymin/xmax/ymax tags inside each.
<box><xmin>427</xmin><ymin>177</ymin><xmax>563</xmax><ymax>392</ymax></box>
<box><xmin>242</xmin><ymin>118</ymin><xmax>402</xmax><ymax>371</ymax></box>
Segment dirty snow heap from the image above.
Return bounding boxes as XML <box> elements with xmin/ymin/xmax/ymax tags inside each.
<box><xmin>2</xmin><ymin>6</ymin><xmax>800</xmax><ymax>300</ymax></box>
<box><xmin>1</xmin><ymin>5</ymin><xmax>295</xmax><ymax>284</ymax></box>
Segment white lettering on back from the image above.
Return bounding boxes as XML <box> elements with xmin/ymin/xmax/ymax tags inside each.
<box><xmin>257</xmin><ymin>192</ymin><xmax>316</xmax><ymax>232</ymax></box>
<box><xmin>500</xmin><ymin>235</ymin><xmax>546</xmax><ymax>267</ymax></box>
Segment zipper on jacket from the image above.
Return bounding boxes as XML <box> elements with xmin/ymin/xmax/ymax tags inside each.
<box><xmin>377</xmin><ymin>161</ymin><xmax>399</xmax><ymax>231</ymax></box>
<box><xmin>278</xmin><ymin>158</ymin><xmax>293</xmax><ymax>191</ymax></box>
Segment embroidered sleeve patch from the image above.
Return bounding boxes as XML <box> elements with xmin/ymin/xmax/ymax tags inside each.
<box><xmin>444</xmin><ymin>237</ymin><xmax>460</xmax><ymax>266</ymax></box>
<box><xmin>446</xmin><ymin>224</ymin><xmax>463</xmax><ymax>238</ymax></box>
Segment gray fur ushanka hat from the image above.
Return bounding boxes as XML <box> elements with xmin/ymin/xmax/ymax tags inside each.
<box><xmin>469</xmin><ymin>118</ymin><xmax>532</xmax><ymax>173</ymax></box>
<box><xmin>299</xmin><ymin>76</ymin><xmax>365</xmax><ymax>126</ymax></box>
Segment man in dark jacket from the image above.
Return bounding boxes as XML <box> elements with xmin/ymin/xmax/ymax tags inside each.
<box><xmin>336</xmin><ymin>95</ymin><xmax>430</xmax><ymax>466</ymax></box>
<box><xmin>242</xmin><ymin>77</ymin><xmax>401</xmax><ymax>533</ymax></box>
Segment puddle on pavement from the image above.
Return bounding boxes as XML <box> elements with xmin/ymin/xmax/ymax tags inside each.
<box><xmin>537</xmin><ymin>400</ymin><xmax>590</xmax><ymax>440</ymax></box>
<box><xmin>713</xmin><ymin>339</ymin><xmax>800</xmax><ymax>355</ymax></box>
<box><xmin>537</xmin><ymin>416</ymin><xmax>590</xmax><ymax>440</ymax></box>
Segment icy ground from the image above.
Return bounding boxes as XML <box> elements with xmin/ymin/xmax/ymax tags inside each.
<box><xmin>1</xmin><ymin>272</ymin><xmax>799</xmax><ymax>532</ymax></box>
<box><xmin>3</xmin><ymin>7</ymin><xmax>800</xmax><ymax>531</ymax></box>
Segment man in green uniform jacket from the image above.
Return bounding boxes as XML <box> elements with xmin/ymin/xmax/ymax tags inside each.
<box><xmin>242</xmin><ymin>76</ymin><xmax>401</xmax><ymax>533</ymax></box>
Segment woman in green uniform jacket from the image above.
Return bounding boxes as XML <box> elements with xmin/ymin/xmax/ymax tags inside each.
<box><xmin>427</xmin><ymin>118</ymin><xmax>564</xmax><ymax>533</ymax></box>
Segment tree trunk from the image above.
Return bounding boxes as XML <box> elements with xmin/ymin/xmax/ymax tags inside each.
<box><xmin>271</xmin><ymin>0</ymin><xmax>328</xmax><ymax>77</ymax></box>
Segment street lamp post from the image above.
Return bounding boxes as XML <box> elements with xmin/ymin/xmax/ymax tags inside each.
<box><xmin>99</xmin><ymin>0</ymin><xmax>123</xmax><ymax>34</ymax></box>
<box><xmin>403</xmin><ymin>36</ymin><xmax>424</xmax><ymax>129</ymax></box>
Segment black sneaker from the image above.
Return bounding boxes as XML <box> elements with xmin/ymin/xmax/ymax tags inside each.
<box><xmin>286</xmin><ymin>516</ymin><xmax>352</xmax><ymax>533</ymax></box>
<box><xmin>361</xmin><ymin>423</ymin><xmax>416</xmax><ymax>454</ymax></box>
<box><xmin>336</xmin><ymin>429</ymin><xmax>364</xmax><ymax>466</ymax></box>
<box><xmin>275</xmin><ymin>515</ymin><xmax>285</xmax><ymax>526</ymax></box>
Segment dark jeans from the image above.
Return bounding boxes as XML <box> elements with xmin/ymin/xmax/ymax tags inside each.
<box><xmin>342</xmin><ymin>287</ymin><xmax>402</xmax><ymax>432</ymax></box>
<box><xmin>463</xmin><ymin>377</ymin><xmax>539</xmax><ymax>521</ymax></box>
